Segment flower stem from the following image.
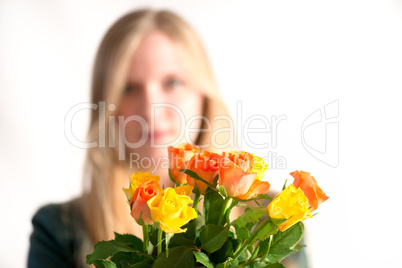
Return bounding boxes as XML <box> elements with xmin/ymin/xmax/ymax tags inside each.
<box><xmin>218</xmin><ymin>197</ymin><xmax>232</xmax><ymax>225</ymax></box>
<box><xmin>232</xmin><ymin>242</ymin><xmax>249</xmax><ymax>262</ymax></box>
<box><xmin>142</xmin><ymin>225</ymin><xmax>149</xmax><ymax>254</ymax></box>
<box><xmin>157</xmin><ymin>228</ymin><xmax>163</xmax><ymax>256</ymax></box>
<box><xmin>192</xmin><ymin>192</ymin><xmax>201</xmax><ymax>211</ymax></box>
<box><xmin>232</xmin><ymin>217</ymin><xmax>275</xmax><ymax>261</ymax></box>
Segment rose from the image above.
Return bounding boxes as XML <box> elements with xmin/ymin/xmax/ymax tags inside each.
<box><xmin>187</xmin><ymin>150</ymin><xmax>221</xmax><ymax>194</ymax></box>
<box><xmin>219</xmin><ymin>151</ymin><xmax>270</xmax><ymax>200</ymax></box>
<box><xmin>123</xmin><ymin>172</ymin><xmax>160</xmax><ymax>203</ymax></box>
<box><xmin>174</xmin><ymin>185</ymin><xmax>193</xmax><ymax>196</ymax></box>
<box><xmin>168</xmin><ymin>143</ymin><xmax>200</xmax><ymax>185</ymax></box>
<box><xmin>267</xmin><ymin>184</ymin><xmax>312</xmax><ymax>231</ymax></box>
<box><xmin>130</xmin><ymin>180</ymin><xmax>163</xmax><ymax>225</ymax></box>
<box><xmin>148</xmin><ymin>187</ymin><xmax>197</xmax><ymax>233</ymax></box>
<box><xmin>290</xmin><ymin>170</ymin><xmax>329</xmax><ymax>212</ymax></box>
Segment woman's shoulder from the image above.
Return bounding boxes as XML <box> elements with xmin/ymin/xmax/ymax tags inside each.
<box><xmin>31</xmin><ymin>198</ymin><xmax>83</xmax><ymax>227</ymax></box>
<box><xmin>31</xmin><ymin>198</ymin><xmax>85</xmax><ymax>235</ymax></box>
<box><xmin>28</xmin><ymin>197</ymin><xmax>90</xmax><ymax>268</ymax></box>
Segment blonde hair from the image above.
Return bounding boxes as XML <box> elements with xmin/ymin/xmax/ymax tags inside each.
<box><xmin>80</xmin><ymin>8</ymin><xmax>235</xmax><ymax>247</ymax></box>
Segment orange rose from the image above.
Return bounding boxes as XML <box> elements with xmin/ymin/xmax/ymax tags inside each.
<box><xmin>187</xmin><ymin>150</ymin><xmax>221</xmax><ymax>194</ymax></box>
<box><xmin>290</xmin><ymin>170</ymin><xmax>329</xmax><ymax>212</ymax></box>
<box><xmin>219</xmin><ymin>151</ymin><xmax>270</xmax><ymax>200</ymax></box>
<box><xmin>130</xmin><ymin>180</ymin><xmax>163</xmax><ymax>225</ymax></box>
<box><xmin>168</xmin><ymin>143</ymin><xmax>200</xmax><ymax>185</ymax></box>
<box><xmin>123</xmin><ymin>172</ymin><xmax>160</xmax><ymax>203</ymax></box>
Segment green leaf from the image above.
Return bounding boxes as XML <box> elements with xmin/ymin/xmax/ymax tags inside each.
<box><xmin>247</xmin><ymin>261</ymin><xmax>269</xmax><ymax>268</ymax></box>
<box><xmin>92</xmin><ymin>259</ymin><xmax>117</xmax><ymax>268</ymax></box>
<box><xmin>117</xmin><ymin>255</ymin><xmax>154</xmax><ymax>268</ymax></box>
<box><xmin>248</xmin><ymin>245</ymin><xmax>254</xmax><ymax>256</ymax></box>
<box><xmin>282</xmin><ymin>179</ymin><xmax>288</xmax><ymax>191</ymax></box>
<box><xmin>230</xmin><ymin>239</ymin><xmax>239</xmax><ymax>256</ymax></box>
<box><xmin>200</xmin><ymin>224</ymin><xmax>229</xmax><ymax>253</ymax></box>
<box><xmin>195</xmin><ymin>213</ymin><xmax>205</xmax><ymax>231</ymax></box>
<box><xmin>210</xmin><ymin>238</ymin><xmax>234</xmax><ymax>263</ymax></box>
<box><xmin>114</xmin><ymin>233</ymin><xmax>143</xmax><ymax>252</ymax></box>
<box><xmin>225</xmin><ymin>199</ymin><xmax>238</xmax><ymax>225</ymax></box>
<box><xmin>250</xmin><ymin>242</ymin><xmax>260</xmax><ymax>260</ymax></box>
<box><xmin>235</xmin><ymin>222</ymin><xmax>254</xmax><ymax>242</ymax></box>
<box><xmin>216</xmin><ymin>259</ymin><xmax>239</xmax><ymax>268</ymax></box>
<box><xmin>257</xmin><ymin>234</ymin><xmax>273</xmax><ymax>261</ymax></box>
<box><xmin>226</xmin><ymin>260</ymin><xmax>239</xmax><ymax>268</ymax></box>
<box><xmin>182</xmin><ymin>219</ymin><xmax>196</xmax><ymax>242</ymax></box>
<box><xmin>231</xmin><ymin>208</ymin><xmax>267</xmax><ymax>241</ymax></box>
<box><xmin>192</xmin><ymin>180</ymin><xmax>200</xmax><ymax>195</ymax></box>
<box><xmin>219</xmin><ymin>185</ymin><xmax>228</xmax><ymax>198</ymax></box>
<box><xmin>180</xmin><ymin>169</ymin><xmax>214</xmax><ymax>189</ymax></box>
<box><xmin>265</xmin><ymin>222</ymin><xmax>304</xmax><ymax>263</ymax></box>
<box><xmin>128</xmin><ymin>262</ymin><xmax>153</xmax><ymax>268</ymax></box>
<box><xmin>170</xmin><ymin>220</ymin><xmax>196</xmax><ymax>247</ymax></box>
<box><xmin>204</xmin><ymin>187</ymin><xmax>224</xmax><ymax>225</ymax></box>
<box><xmin>169</xmin><ymin>233</ymin><xmax>193</xmax><ymax>247</ymax></box>
<box><xmin>212</xmin><ymin>174</ymin><xmax>219</xmax><ymax>188</ymax></box>
<box><xmin>237</xmin><ymin>248</ymin><xmax>251</xmax><ymax>263</ymax></box>
<box><xmin>149</xmin><ymin>225</ymin><xmax>160</xmax><ymax>248</ymax></box>
<box><xmin>137</xmin><ymin>213</ymin><xmax>146</xmax><ymax>226</ymax></box>
<box><xmin>165</xmin><ymin>233</ymin><xmax>174</xmax><ymax>257</ymax></box>
<box><xmin>292</xmin><ymin>243</ymin><xmax>306</xmax><ymax>252</ymax></box>
<box><xmin>193</xmin><ymin>251</ymin><xmax>214</xmax><ymax>268</ymax></box>
<box><xmin>249</xmin><ymin>219</ymin><xmax>277</xmax><ymax>245</ymax></box>
<box><xmin>110</xmin><ymin>252</ymin><xmax>142</xmax><ymax>267</ymax></box>
<box><xmin>169</xmin><ymin>169</ymin><xmax>180</xmax><ymax>185</ymax></box>
<box><xmin>232</xmin><ymin>208</ymin><xmax>267</xmax><ymax>229</ymax></box>
<box><xmin>86</xmin><ymin>240</ymin><xmax>138</xmax><ymax>264</ymax></box>
<box><xmin>235</xmin><ymin>194</ymin><xmax>272</xmax><ymax>204</ymax></box>
<box><xmin>151</xmin><ymin>246</ymin><xmax>194</xmax><ymax>268</ymax></box>
<box><xmin>270</xmin><ymin>217</ymin><xmax>287</xmax><ymax>227</ymax></box>
<box><xmin>264</xmin><ymin>263</ymin><xmax>285</xmax><ymax>268</ymax></box>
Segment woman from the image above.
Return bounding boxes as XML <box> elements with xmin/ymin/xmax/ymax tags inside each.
<box><xmin>28</xmin><ymin>9</ymin><xmax>234</xmax><ymax>267</ymax></box>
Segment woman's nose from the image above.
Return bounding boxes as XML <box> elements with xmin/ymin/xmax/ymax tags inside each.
<box><xmin>142</xmin><ymin>82</ymin><xmax>168</xmax><ymax>123</ymax></box>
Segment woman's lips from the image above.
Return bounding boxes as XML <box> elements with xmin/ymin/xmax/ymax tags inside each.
<box><xmin>147</xmin><ymin>130</ymin><xmax>171</xmax><ymax>140</ymax></box>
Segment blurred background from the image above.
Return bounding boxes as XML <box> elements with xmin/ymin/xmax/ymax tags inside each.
<box><xmin>1</xmin><ymin>0</ymin><xmax>401</xmax><ymax>267</ymax></box>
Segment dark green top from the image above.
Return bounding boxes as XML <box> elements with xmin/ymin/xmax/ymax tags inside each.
<box><xmin>28</xmin><ymin>199</ymin><xmax>91</xmax><ymax>268</ymax></box>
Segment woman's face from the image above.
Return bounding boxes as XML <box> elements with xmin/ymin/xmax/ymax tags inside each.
<box><xmin>117</xmin><ymin>31</ymin><xmax>204</xmax><ymax>168</ymax></box>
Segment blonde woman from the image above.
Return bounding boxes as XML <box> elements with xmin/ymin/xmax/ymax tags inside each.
<box><xmin>28</xmin><ymin>9</ymin><xmax>308</xmax><ymax>268</ymax></box>
<box><xmin>28</xmin><ymin>9</ymin><xmax>234</xmax><ymax>267</ymax></box>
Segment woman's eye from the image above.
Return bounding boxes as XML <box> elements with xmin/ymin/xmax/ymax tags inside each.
<box><xmin>165</xmin><ymin>78</ymin><xmax>182</xmax><ymax>90</ymax></box>
<box><xmin>124</xmin><ymin>83</ymin><xmax>141</xmax><ymax>95</ymax></box>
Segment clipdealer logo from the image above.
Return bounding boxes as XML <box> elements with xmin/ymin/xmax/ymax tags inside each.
<box><xmin>63</xmin><ymin>101</ymin><xmax>289</xmax><ymax>169</ymax></box>
<box><xmin>301</xmin><ymin>100</ymin><xmax>339</xmax><ymax>168</ymax></box>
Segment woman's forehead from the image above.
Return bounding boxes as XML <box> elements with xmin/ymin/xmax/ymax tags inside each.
<box><xmin>127</xmin><ymin>31</ymin><xmax>188</xmax><ymax>81</ymax></box>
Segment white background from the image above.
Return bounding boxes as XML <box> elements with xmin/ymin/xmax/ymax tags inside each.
<box><xmin>1</xmin><ymin>0</ymin><xmax>401</xmax><ymax>267</ymax></box>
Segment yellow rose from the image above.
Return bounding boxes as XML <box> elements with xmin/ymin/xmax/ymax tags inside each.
<box><xmin>251</xmin><ymin>154</ymin><xmax>268</xmax><ymax>180</ymax></box>
<box><xmin>148</xmin><ymin>188</ymin><xmax>197</xmax><ymax>233</ymax></box>
<box><xmin>123</xmin><ymin>172</ymin><xmax>160</xmax><ymax>202</ymax></box>
<box><xmin>174</xmin><ymin>185</ymin><xmax>193</xmax><ymax>196</ymax></box>
<box><xmin>267</xmin><ymin>184</ymin><xmax>312</xmax><ymax>231</ymax></box>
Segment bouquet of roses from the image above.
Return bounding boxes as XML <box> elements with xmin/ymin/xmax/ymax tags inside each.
<box><xmin>86</xmin><ymin>143</ymin><xmax>329</xmax><ymax>268</ymax></box>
